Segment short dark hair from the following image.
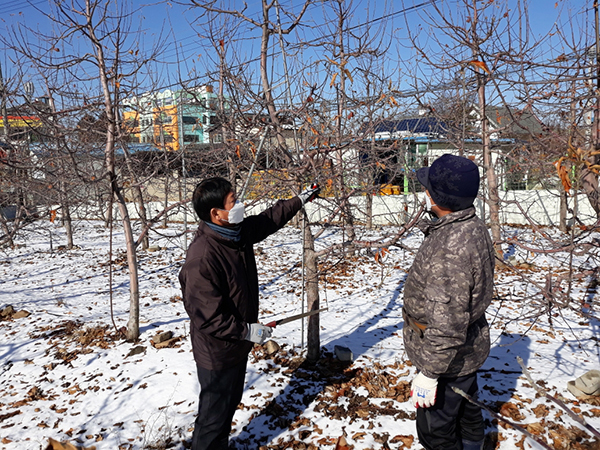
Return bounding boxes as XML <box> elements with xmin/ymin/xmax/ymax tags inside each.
<box><xmin>192</xmin><ymin>177</ymin><xmax>233</xmax><ymax>222</ymax></box>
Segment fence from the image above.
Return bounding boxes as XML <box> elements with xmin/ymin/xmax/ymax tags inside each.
<box><xmin>87</xmin><ymin>189</ymin><xmax>595</xmax><ymax>228</ymax></box>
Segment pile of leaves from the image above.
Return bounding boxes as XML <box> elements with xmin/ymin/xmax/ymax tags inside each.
<box><xmin>28</xmin><ymin>320</ymin><xmax>120</xmax><ymax>367</ymax></box>
<box><xmin>235</xmin><ymin>347</ymin><xmax>416</xmax><ymax>449</ymax></box>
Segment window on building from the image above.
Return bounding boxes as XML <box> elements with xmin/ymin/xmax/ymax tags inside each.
<box><xmin>159</xmin><ymin>112</ymin><xmax>172</xmax><ymax>124</ymax></box>
<box><xmin>124</xmin><ymin>119</ymin><xmax>139</xmax><ymax>129</ymax></box>
<box><xmin>209</xmin><ymin>116</ymin><xmax>217</xmax><ymax>125</ymax></box>
<box><xmin>183</xmin><ymin>134</ymin><xmax>199</xmax><ymax>143</ymax></box>
<box><xmin>213</xmin><ymin>134</ymin><xmax>223</xmax><ymax>143</ymax></box>
<box><xmin>202</xmin><ymin>116</ymin><xmax>207</xmax><ymax>125</ymax></box>
<box><xmin>182</xmin><ymin>116</ymin><xmax>197</xmax><ymax>125</ymax></box>
<box><xmin>405</xmin><ymin>143</ymin><xmax>428</xmax><ymax>170</ymax></box>
<box><xmin>505</xmin><ymin>157</ymin><xmax>527</xmax><ymax>190</ymax></box>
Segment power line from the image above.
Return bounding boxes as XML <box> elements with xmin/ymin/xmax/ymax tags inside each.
<box><xmin>151</xmin><ymin>0</ymin><xmax>440</xmax><ymax>93</ymax></box>
<box><xmin>0</xmin><ymin>0</ymin><xmax>47</xmax><ymax>16</ymax></box>
<box><xmin>1</xmin><ymin>0</ymin><xmax>438</xmax><ymax>71</ymax></box>
<box><xmin>160</xmin><ymin>0</ymin><xmax>438</xmax><ymax>61</ymax></box>
<box><xmin>1</xmin><ymin>0</ymin><xmax>443</xmax><ymax>100</ymax></box>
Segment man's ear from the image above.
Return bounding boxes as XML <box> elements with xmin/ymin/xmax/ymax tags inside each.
<box><xmin>210</xmin><ymin>207</ymin><xmax>221</xmax><ymax>223</ymax></box>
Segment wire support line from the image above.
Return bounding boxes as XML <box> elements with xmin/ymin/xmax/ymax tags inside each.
<box><xmin>0</xmin><ymin>0</ymin><xmax>47</xmax><ymax>16</ymax></box>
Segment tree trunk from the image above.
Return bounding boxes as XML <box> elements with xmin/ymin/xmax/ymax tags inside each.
<box><xmin>100</xmin><ymin>182</ymin><xmax>111</xmax><ymax>227</ymax></box>
<box><xmin>90</xmin><ymin>5</ymin><xmax>140</xmax><ymax>340</ymax></box>
<box><xmin>580</xmin><ymin>168</ymin><xmax>600</xmax><ymax>216</ymax></box>
<box><xmin>0</xmin><ymin>216</ymin><xmax>14</xmax><ymax>248</ymax></box>
<box><xmin>343</xmin><ymin>198</ymin><xmax>356</xmax><ymax>253</ymax></box>
<box><xmin>163</xmin><ymin>165</ymin><xmax>169</xmax><ymax>229</ymax></box>
<box><xmin>588</xmin><ymin>0</ymin><xmax>600</xmax><ymax>218</ymax></box>
<box><xmin>134</xmin><ymin>185</ymin><xmax>149</xmax><ymax>250</ymax></box>
<box><xmin>333</xmin><ymin>6</ymin><xmax>356</xmax><ymax>253</ymax></box>
<box><xmin>468</xmin><ymin>0</ymin><xmax>502</xmax><ymax>257</ymax></box>
<box><xmin>477</xmin><ymin>75</ymin><xmax>502</xmax><ymax>256</ymax></box>
<box><xmin>64</xmin><ymin>202</ymin><xmax>74</xmax><ymax>249</ymax></box>
<box><xmin>59</xmin><ymin>179</ymin><xmax>74</xmax><ymax>249</ymax></box>
<box><xmin>303</xmin><ymin>216</ymin><xmax>320</xmax><ymax>363</ymax></box>
<box><xmin>366</xmin><ymin>192</ymin><xmax>373</xmax><ymax>229</ymax></box>
<box><xmin>118</xmin><ymin>199</ymin><xmax>140</xmax><ymax>340</ymax></box>
<box><xmin>158</xmin><ymin>119</ymin><xmax>169</xmax><ymax>229</ymax></box>
<box><xmin>559</xmin><ymin>182</ymin><xmax>568</xmax><ymax>232</ymax></box>
<box><xmin>258</xmin><ymin>6</ymin><xmax>288</xmax><ymax>153</ymax></box>
<box><xmin>121</xmin><ymin>146</ymin><xmax>149</xmax><ymax>250</ymax></box>
<box><xmin>366</xmin><ymin>127</ymin><xmax>376</xmax><ymax>230</ymax></box>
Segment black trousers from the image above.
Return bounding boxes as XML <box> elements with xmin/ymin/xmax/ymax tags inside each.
<box><xmin>192</xmin><ymin>359</ymin><xmax>248</xmax><ymax>450</ymax></box>
<box><xmin>416</xmin><ymin>372</ymin><xmax>485</xmax><ymax>450</ymax></box>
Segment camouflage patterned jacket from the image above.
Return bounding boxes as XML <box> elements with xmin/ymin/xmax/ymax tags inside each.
<box><xmin>402</xmin><ymin>207</ymin><xmax>495</xmax><ymax>378</ymax></box>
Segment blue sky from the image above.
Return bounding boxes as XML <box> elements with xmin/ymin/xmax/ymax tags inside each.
<box><xmin>0</xmin><ymin>0</ymin><xmax>591</xmax><ymax>107</ymax></box>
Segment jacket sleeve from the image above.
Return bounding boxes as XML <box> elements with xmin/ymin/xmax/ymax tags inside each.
<box><xmin>243</xmin><ymin>196</ymin><xmax>303</xmax><ymax>244</ymax></box>
<box><xmin>419</xmin><ymin>249</ymin><xmax>473</xmax><ymax>378</ymax></box>
<box><xmin>180</xmin><ymin>257</ymin><xmax>248</xmax><ymax>342</ymax></box>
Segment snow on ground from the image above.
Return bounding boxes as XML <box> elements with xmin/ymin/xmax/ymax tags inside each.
<box><xmin>1</xmin><ymin>218</ymin><xmax>599</xmax><ymax>450</ymax></box>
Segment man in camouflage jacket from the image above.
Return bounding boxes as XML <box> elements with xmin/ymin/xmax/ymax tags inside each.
<box><xmin>402</xmin><ymin>154</ymin><xmax>495</xmax><ymax>450</ymax></box>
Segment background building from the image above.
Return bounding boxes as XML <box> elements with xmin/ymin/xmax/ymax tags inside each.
<box><xmin>123</xmin><ymin>85</ymin><xmax>224</xmax><ymax>151</ymax></box>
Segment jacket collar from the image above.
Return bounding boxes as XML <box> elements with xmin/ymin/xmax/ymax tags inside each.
<box><xmin>418</xmin><ymin>206</ymin><xmax>476</xmax><ymax>236</ymax></box>
<box><xmin>197</xmin><ymin>221</ymin><xmax>244</xmax><ymax>248</ymax></box>
<box><xmin>204</xmin><ymin>220</ymin><xmax>242</xmax><ymax>242</ymax></box>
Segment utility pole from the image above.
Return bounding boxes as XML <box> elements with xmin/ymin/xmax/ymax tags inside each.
<box><xmin>0</xmin><ymin>61</ymin><xmax>9</xmax><ymax>140</ymax></box>
<box><xmin>177</xmin><ymin>90</ymin><xmax>187</xmax><ymax>251</ymax></box>
<box><xmin>594</xmin><ymin>0</ymin><xmax>600</xmax><ymax>150</ymax></box>
<box><xmin>461</xmin><ymin>68</ymin><xmax>467</xmax><ymax>156</ymax></box>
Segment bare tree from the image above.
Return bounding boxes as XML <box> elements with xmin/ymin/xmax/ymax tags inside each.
<box><xmin>188</xmin><ymin>0</ymin><xmax>400</xmax><ymax>362</ymax></box>
<box><xmin>402</xmin><ymin>0</ymin><xmax>551</xmax><ymax>253</ymax></box>
<box><xmin>4</xmin><ymin>0</ymin><xmax>165</xmax><ymax>339</ymax></box>
<box><xmin>191</xmin><ymin>0</ymin><xmax>310</xmax><ymax>154</ymax></box>
<box><xmin>0</xmin><ymin>73</ymin><xmax>59</xmax><ymax>248</ymax></box>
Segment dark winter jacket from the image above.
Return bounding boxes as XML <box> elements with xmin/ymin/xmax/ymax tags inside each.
<box><xmin>179</xmin><ymin>197</ymin><xmax>302</xmax><ymax>370</ymax></box>
<box><xmin>402</xmin><ymin>207</ymin><xmax>495</xmax><ymax>378</ymax></box>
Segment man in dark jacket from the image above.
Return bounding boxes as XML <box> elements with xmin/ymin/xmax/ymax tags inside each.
<box><xmin>402</xmin><ymin>154</ymin><xmax>495</xmax><ymax>450</ymax></box>
<box><xmin>179</xmin><ymin>177</ymin><xmax>319</xmax><ymax>450</ymax></box>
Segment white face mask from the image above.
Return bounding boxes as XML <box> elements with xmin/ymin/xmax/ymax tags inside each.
<box><xmin>224</xmin><ymin>201</ymin><xmax>245</xmax><ymax>224</ymax></box>
<box><xmin>425</xmin><ymin>193</ymin><xmax>435</xmax><ymax>211</ymax></box>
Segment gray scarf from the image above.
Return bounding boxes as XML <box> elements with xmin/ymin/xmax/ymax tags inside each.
<box><xmin>205</xmin><ymin>221</ymin><xmax>242</xmax><ymax>242</ymax></box>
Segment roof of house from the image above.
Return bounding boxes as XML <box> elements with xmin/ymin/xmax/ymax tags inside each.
<box><xmin>367</xmin><ymin>117</ymin><xmax>449</xmax><ymax>137</ymax></box>
<box><xmin>375</xmin><ymin>117</ymin><xmax>448</xmax><ymax>134</ymax></box>
<box><xmin>486</xmin><ymin>106</ymin><xmax>544</xmax><ymax>137</ymax></box>
<box><xmin>366</xmin><ymin>105</ymin><xmax>545</xmax><ymax>142</ymax></box>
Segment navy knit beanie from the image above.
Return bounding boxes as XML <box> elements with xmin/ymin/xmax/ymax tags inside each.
<box><xmin>416</xmin><ymin>154</ymin><xmax>480</xmax><ymax>211</ymax></box>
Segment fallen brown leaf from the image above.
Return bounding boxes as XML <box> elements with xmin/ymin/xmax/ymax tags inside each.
<box><xmin>532</xmin><ymin>404</ymin><xmax>549</xmax><ymax>418</ymax></box>
<box><xmin>335</xmin><ymin>435</ymin><xmax>350</xmax><ymax>450</ymax></box>
<box><xmin>526</xmin><ymin>421</ymin><xmax>545</xmax><ymax>435</ymax></box>
<box><xmin>351</xmin><ymin>432</ymin><xmax>366</xmax><ymax>441</ymax></box>
<box><xmin>499</xmin><ymin>402</ymin><xmax>526</xmax><ymax>421</ymax></box>
<box><xmin>0</xmin><ymin>410</ymin><xmax>21</xmax><ymax>422</ymax></box>
<box><xmin>589</xmin><ymin>408</ymin><xmax>600</xmax><ymax>417</ymax></box>
<box><xmin>390</xmin><ymin>434</ymin><xmax>414</xmax><ymax>447</ymax></box>
<box><xmin>45</xmin><ymin>437</ymin><xmax>96</xmax><ymax>450</ymax></box>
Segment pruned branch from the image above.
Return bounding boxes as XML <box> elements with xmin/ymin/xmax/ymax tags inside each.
<box><xmin>452</xmin><ymin>387</ymin><xmax>554</xmax><ymax>450</ymax></box>
<box><xmin>516</xmin><ymin>356</ymin><xmax>600</xmax><ymax>441</ymax></box>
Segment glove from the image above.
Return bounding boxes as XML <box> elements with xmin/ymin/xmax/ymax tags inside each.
<box><xmin>410</xmin><ymin>372</ymin><xmax>438</xmax><ymax>408</ymax></box>
<box><xmin>299</xmin><ymin>183</ymin><xmax>321</xmax><ymax>205</ymax></box>
<box><xmin>245</xmin><ymin>323</ymin><xmax>272</xmax><ymax>344</ymax></box>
